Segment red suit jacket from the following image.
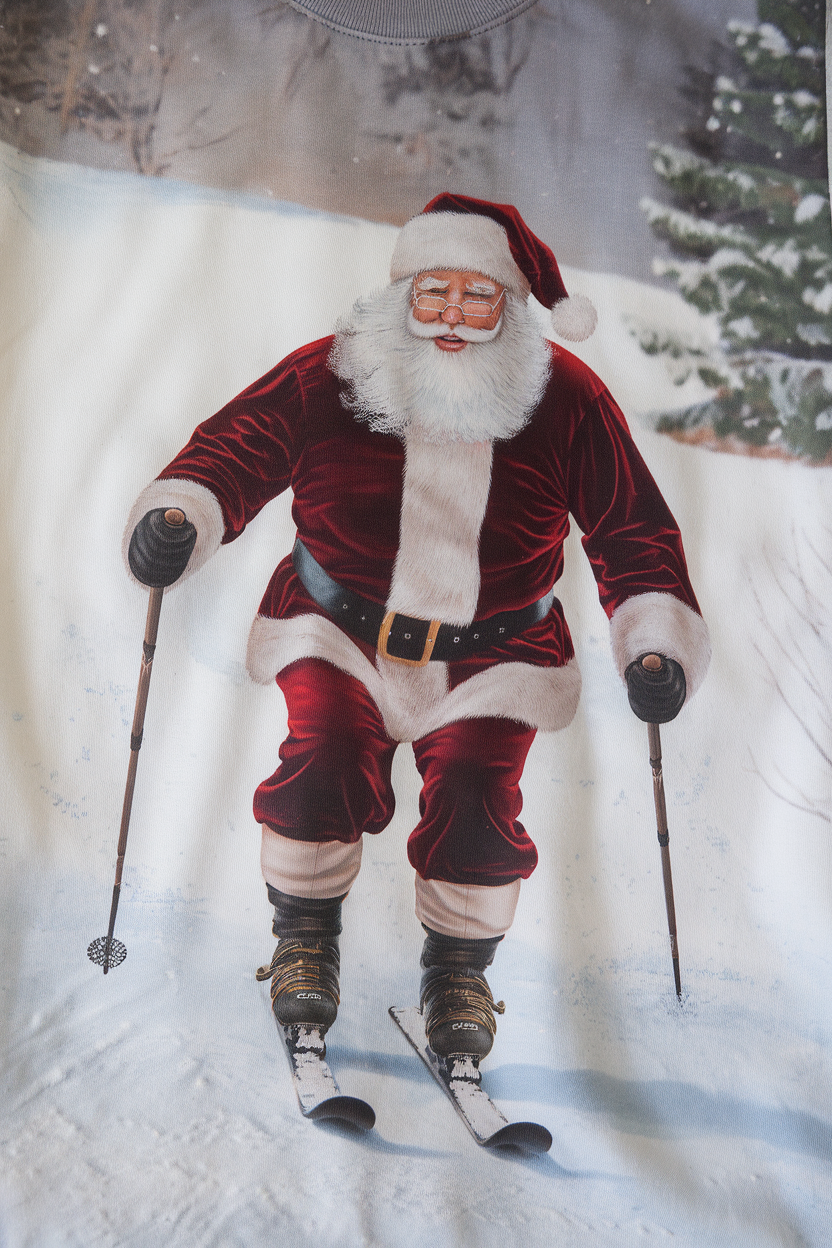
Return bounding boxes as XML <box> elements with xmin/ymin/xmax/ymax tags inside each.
<box><xmin>125</xmin><ymin>337</ymin><xmax>710</xmax><ymax>742</ymax></box>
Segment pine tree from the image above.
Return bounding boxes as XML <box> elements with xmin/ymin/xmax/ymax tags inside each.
<box><xmin>640</xmin><ymin>0</ymin><xmax>832</xmax><ymax>461</ymax></box>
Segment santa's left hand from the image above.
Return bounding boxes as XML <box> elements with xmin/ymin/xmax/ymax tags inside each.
<box><xmin>624</xmin><ymin>653</ymin><xmax>686</xmax><ymax>723</ymax></box>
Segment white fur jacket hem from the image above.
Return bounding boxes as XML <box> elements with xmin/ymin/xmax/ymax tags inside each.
<box><xmin>246</xmin><ymin>612</ymin><xmax>582</xmax><ymax>742</ymax></box>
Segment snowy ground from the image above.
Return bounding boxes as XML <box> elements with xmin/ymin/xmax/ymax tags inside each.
<box><xmin>1</xmin><ymin>145</ymin><xmax>831</xmax><ymax>1247</ymax></box>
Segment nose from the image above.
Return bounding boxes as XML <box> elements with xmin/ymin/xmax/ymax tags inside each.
<box><xmin>441</xmin><ymin>303</ymin><xmax>463</xmax><ymax>325</ymax></box>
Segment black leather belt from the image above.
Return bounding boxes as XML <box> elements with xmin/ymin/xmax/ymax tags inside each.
<box><xmin>292</xmin><ymin>538</ymin><xmax>555</xmax><ymax>666</ymax></box>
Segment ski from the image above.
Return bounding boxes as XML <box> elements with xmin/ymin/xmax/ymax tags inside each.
<box><xmin>279</xmin><ymin>1021</ymin><xmax>376</xmax><ymax>1130</ymax></box>
<box><xmin>389</xmin><ymin>1006</ymin><xmax>551</xmax><ymax>1153</ymax></box>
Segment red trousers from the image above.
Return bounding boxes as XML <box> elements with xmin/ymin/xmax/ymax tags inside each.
<box><xmin>253</xmin><ymin>658</ymin><xmax>539</xmax><ymax>886</ymax></box>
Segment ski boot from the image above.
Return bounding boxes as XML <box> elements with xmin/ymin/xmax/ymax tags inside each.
<box><xmin>419</xmin><ymin>927</ymin><xmax>506</xmax><ymax>1061</ymax></box>
<box><xmin>256</xmin><ymin>888</ymin><xmax>344</xmax><ymax>1033</ymax></box>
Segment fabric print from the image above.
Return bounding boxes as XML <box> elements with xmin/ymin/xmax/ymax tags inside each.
<box><xmin>122</xmin><ymin>194</ymin><xmax>709</xmax><ymax>1136</ymax></box>
<box><xmin>1</xmin><ymin>4</ymin><xmax>830</xmax><ymax>1246</ymax></box>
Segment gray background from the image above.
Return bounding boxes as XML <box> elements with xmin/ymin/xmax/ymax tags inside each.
<box><xmin>0</xmin><ymin>0</ymin><xmax>757</xmax><ymax>277</ymax></box>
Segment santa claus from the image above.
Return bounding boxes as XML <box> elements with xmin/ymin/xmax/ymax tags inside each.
<box><xmin>125</xmin><ymin>194</ymin><xmax>710</xmax><ymax>1063</ymax></box>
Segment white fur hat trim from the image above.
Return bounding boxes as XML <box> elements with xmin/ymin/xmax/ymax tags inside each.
<box><xmin>390</xmin><ymin>212</ymin><xmax>530</xmax><ymax>297</ymax></box>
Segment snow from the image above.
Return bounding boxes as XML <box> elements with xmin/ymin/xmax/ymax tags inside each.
<box><xmin>1</xmin><ymin>143</ymin><xmax>832</xmax><ymax>1247</ymax></box>
<box><xmin>802</xmin><ymin>282</ymin><xmax>832</xmax><ymax>314</ymax></box>
<box><xmin>794</xmin><ymin>194</ymin><xmax>828</xmax><ymax>224</ymax></box>
<box><xmin>640</xmin><ymin>196</ymin><xmax>749</xmax><ymax>247</ymax></box>
<box><xmin>727</xmin><ymin>315</ymin><xmax>760</xmax><ymax>341</ymax></box>
<box><xmin>757</xmin><ymin>239</ymin><xmax>802</xmax><ymax>278</ymax></box>
<box><xmin>757</xmin><ymin>23</ymin><xmax>791</xmax><ymax>58</ymax></box>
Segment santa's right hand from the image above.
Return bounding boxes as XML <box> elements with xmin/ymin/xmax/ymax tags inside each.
<box><xmin>128</xmin><ymin>508</ymin><xmax>197</xmax><ymax>587</ymax></box>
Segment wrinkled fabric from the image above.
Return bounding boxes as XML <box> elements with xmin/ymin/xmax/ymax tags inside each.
<box><xmin>2</xmin><ymin>3</ymin><xmax>831</xmax><ymax>1246</ymax></box>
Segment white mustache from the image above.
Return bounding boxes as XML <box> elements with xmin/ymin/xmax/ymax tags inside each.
<box><xmin>407</xmin><ymin>309</ymin><xmax>503</xmax><ymax>342</ymax></box>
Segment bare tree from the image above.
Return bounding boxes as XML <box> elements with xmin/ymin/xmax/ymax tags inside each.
<box><xmin>369</xmin><ymin>17</ymin><xmax>539</xmax><ymax>178</ymax></box>
<box><xmin>257</xmin><ymin>3</ymin><xmax>332</xmax><ymax>107</ymax></box>
<box><xmin>0</xmin><ymin>0</ymin><xmax>72</xmax><ymax>137</ymax></box>
<box><xmin>64</xmin><ymin>0</ymin><xmax>177</xmax><ymax>175</ymax></box>
<box><xmin>750</xmin><ymin>528</ymin><xmax>832</xmax><ymax>824</ymax></box>
<box><xmin>257</xmin><ymin>1</ymin><xmax>540</xmax><ymax>181</ymax></box>
<box><xmin>0</xmin><ymin>0</ymin><xmax>239</xmax><ymax>176</ymax></box>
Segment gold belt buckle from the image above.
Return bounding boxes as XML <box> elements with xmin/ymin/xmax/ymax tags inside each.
<box><xmin>377</xmin><ymin>612</ymin><xmax>441</xmax><ymax>666</ymax></box>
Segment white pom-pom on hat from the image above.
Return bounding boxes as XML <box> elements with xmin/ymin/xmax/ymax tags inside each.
<box><xmin>550</xmin><ymin>293</ymin><xmax>598</xmax><ymax>343</ymax></box>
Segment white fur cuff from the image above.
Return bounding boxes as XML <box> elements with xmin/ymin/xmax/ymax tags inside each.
<box><xmin>122</xmin><ymin>477</ymin><xmax>225</xmax><ymax>588</ymax></box>
<box><xmin>415</xmin><ymin>877</ymin><xmax>522</xmax><ymax>939</ymax></box>
<box><xmin>609</xmin><ymin>592</ymin><xmax>711</xmax><ymax>702</ymax></box>
<box><xmin>260</xmin><ymin>826</ymin><xmax>363</xmax><ymax>898</ymax></box>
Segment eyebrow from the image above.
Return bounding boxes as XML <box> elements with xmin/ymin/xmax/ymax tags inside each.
<box><xmin>466</xmin><ymin>281</ymin><xmax>497</xmax><ymax>294</ymax></box>
<box><xmin>416</xmin><ymin>276</ymin><xmax>450</xmax><ymax>290</ymax></box>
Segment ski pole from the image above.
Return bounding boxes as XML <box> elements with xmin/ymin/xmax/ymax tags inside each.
<box><xmin>88</xmin><ymin>507</ymin><xmax>192</xmax><ymax>973</ymax></box>
<box><xmin>641</xmin><ymin>655</ymin><xmax>682</xmax><ymax>1000</ymax></box>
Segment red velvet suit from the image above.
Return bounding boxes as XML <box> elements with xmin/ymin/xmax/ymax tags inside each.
<box><xmin>145</xmin><ymin>335</ymin><xmax>703</xmax><ymax>886</ymax></box>
<box><xmin>158</xmin><ymin>335</ymin><xmax>699</xmax><ymax>662</ymax></box>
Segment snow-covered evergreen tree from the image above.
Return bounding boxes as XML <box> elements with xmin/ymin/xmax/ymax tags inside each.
<box><xmin>640</xmin><ymin>0</ymin><xmax>832</xmax><ymax>461</ymax></box>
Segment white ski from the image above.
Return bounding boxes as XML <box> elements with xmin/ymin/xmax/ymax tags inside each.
<box><xmin>279</xmin><ymin>1022</ymin><xmax>375</xmax><ymax>1130</ymax></box>
<box><xmin>389</xmin><ymin>1006</ymin><xmax>551</xmax><ymax>1153</ymax></box>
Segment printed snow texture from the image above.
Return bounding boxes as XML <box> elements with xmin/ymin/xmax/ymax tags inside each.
<box><xmin>1</xmin><ymin>146</ymin><xmax>831</xmax><ymax>1248</ymax></box>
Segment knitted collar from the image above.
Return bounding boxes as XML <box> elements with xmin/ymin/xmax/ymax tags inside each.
<box><xmin>285</xmin><ymin>0</ymin><xmax>536</xmax><ymax>44</ymax></box>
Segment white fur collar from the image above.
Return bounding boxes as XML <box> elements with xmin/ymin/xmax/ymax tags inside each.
<box><xmin>385</xmin><ymin>436</ymin><xmax>493</xmax><ymax>625</ymax></box>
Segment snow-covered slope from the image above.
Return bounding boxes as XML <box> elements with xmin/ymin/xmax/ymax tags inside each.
<box><xmin>1</xmin><ymin>145</ymin><xmax>830</xmax><ymax>1248</ymax></box>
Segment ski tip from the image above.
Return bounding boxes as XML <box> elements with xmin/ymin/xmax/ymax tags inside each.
<box><xmin>306</xmin><ymin>1096</ymin><xmax>376</xmax><ymax>1131</ymax></box>
<box><xmin>484</xmin><ymin>1122</ymin><xmax>553</xmax><ymax>1155</ymax></box>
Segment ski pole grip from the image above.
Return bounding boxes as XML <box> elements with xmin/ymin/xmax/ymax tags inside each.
<box><xmin>625</xmin><ymin>652</ymin><xmax>686</xmax><ymax>722</ymax></box>
<box><xmin>128</xmin><ymin>508</ymin><xmax>198</xmax><ymax>587</ymax></box>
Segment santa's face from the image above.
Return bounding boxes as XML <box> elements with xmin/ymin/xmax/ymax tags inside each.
<box><xmin>410</xmin><ymin>270</ymin><xmax>506</xmax><ymax>352</ymax></box>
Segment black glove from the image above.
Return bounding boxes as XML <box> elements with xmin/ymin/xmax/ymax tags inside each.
<box><xmin>128</xmin><ymin>507</ymin><xmax>197</xmax><ymax>587</ymax></box>
<box><xmin>624</xmin><ymin>653</ymin><xmax>686</xmax><ymax>723</ymax></box>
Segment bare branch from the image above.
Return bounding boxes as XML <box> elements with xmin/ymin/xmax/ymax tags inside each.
<box><xmin>748</xmin><ymin>752</ymin><xmax>831</xmax><ymax>823</ymax></box>
<box><xmin>160</xmin><ymin>121</ymin><xmax>246</xmax><ymax>158</ymax></box>
<box><xmin>802</xmin><ymin>529</ymin><xmax>832</xmax><ymax>579</ymax></box>
<box><xmin>59</xmin><ymin>0</ymin><xmax>96</xmax><ymax>132</ymax></box>
<box><xmin>747</xmin><ymin>527</ymin><xmax>832</xmax><ymax>827</ymax></box>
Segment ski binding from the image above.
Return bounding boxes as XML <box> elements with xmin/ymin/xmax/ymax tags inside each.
<box><xmin>279</xmin><ymin>1021</ymin><xmax>375</xmax><ymax>1131</ymax></box>
<box><xmin>389</xmin><ymin>1006</ymin><xmax>551</xmax><ymax>1153</ymax></box>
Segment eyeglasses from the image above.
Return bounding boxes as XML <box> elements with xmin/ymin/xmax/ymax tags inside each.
<box><xmin>411</xmin><ymin>283</ymin><xmax>505</xmax><ymax>319</ymax></box>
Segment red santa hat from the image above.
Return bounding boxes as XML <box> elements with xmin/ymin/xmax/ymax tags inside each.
<box><xmin>390</xmin><ymin>192</ymin><xmax>597</xmax><ymax>343</ymax></box>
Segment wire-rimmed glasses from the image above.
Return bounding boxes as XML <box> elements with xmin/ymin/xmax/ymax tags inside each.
<box><xmin>411</xmin><ymin>283</ymin><xmax>505</xmax><ymax>320</ymax></box>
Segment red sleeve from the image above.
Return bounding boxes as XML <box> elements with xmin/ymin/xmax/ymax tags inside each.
<box><xmin>567</xmin><ymin>388</ymin><xmax>701</xmax><ymax>618</ymax></box>
<box><xmin>156</xmin><ymin>341</ymin><xmax>325</xmax><ymax>543</ymax></box>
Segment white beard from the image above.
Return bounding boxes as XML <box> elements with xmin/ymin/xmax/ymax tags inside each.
<box><xmin>329</xmin><ymin>280</ymin><xmax>552</xmax><ymax>445</ymax></box>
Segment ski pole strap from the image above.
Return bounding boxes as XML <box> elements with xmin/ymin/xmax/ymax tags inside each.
<box><xmin>292</xmin><ymin>538</ymin><xmax>556</xmax><ymax>663</ymax></box>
